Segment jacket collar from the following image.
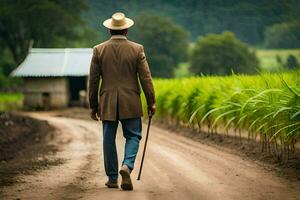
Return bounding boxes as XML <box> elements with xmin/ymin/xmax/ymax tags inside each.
<box><xmin>110</xmin><ymin>35</ymin><xmax>127</xmax><ymax>40</ymax></box>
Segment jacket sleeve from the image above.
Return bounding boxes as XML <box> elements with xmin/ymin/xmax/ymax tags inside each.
<box><xmin>88</xmin><ymin>47</ymin><xmax>101</xmax><ymax>110</ymax></box>
<box><xmin>137</xmin><ymin>45</ymin><xmax>156</xmax><ymax>106</ymax></box>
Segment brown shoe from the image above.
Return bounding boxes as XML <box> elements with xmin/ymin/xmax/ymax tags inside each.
<box><xmin>119</xmin><ymin>165</ymin><xmax>133</xmax><ymax>190</ymax></box>
<box><xmin>105</xmin><ymin>179</ymin><xmax>118</xmax><ymax>188</ymax></box>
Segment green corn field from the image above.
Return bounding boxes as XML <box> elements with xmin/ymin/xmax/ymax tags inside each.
<box><xmin>144</xmin><ymin>71</ymin><xmax>300</xmax><ymax>157</ymax></box>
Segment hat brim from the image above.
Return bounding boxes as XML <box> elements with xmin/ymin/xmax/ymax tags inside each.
<box><xmin>103</xmin><ymin>18</ymin><xmax>134</xmax><ymax>30</ymax></box>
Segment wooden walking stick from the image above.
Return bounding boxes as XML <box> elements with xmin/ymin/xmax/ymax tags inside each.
<box><xmin>137</xmin><ymin>115</ymin><xmax>152</xmax><ymax>180</ymax></box>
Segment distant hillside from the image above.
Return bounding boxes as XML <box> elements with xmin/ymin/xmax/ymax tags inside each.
<box><xmin>84</xmin><ymin>0</ymin><xmax>300</xmax><ymax>44</ymax></box>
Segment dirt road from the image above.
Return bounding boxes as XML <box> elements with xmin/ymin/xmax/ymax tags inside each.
<box><xmin>1</xmin><ymin>113</ymin><xmax>299</xmax><ymax>200</ymax></box>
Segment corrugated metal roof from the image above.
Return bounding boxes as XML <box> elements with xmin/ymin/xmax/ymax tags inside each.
<box><xmin>11</xmin><ymin>48</ymin><xmax>93</xmax><ymax>77</ymax></box>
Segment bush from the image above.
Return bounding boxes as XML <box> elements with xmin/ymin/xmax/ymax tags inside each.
<box><xmin>264</xmin><ymin>21</ymin><xmax>300</xmax><ymax>49</ymax></box>
<box><xmin>0</xmin><ymin>64</ymin><xmax>23</xmax><ymax>90</ymax></box>
<box><xmin>131</xmin><ymin>13</ymin><xmax>189</xmax><ymax>78</ymax></box>
<box><xmin>190</xmin><ymin>32</ymin><xmax>259</xmax><ymax>75</ymax></box>
<box><xmin>285</xmin><ymin>55</ymin><xmax>299</xmax><ymax>70</ymax></box>
<box><xmin>0</xmin><ymin>73</ymin><xmax>8</xmax><ymax>88</ymax></box>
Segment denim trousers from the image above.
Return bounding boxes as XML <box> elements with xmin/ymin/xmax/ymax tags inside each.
<box><xmin>102</xmin><ymin>118</ymin><xmax>142</xmax><ymax>181</ymax></box>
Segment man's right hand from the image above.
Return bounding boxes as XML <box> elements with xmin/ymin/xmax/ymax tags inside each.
<box><xmin>148</xmin><ymin>104</ymin><xmax>156</xmax><ymax>117</ymax></box>
<box><xmin>90</xmin><ymin>109</ymin><xmax>99</xmax><ymax>121</ymax></box>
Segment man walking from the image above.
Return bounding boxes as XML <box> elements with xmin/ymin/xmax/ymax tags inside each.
<box><xmin>88</xmin><ymin>12</ymin><xmax>156</xmax><ymax>191</ymax></box>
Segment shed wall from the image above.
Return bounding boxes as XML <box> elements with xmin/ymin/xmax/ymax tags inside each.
<box><xmin>23</xmin><ymin>77</ymin><xmax>69</xmax><ymax>109</ymax></box>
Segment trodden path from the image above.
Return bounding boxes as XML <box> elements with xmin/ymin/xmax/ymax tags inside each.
<box><xmin>1</xmin><ymin>113</ymin><xmax>299</xmax><ymax>200</ymax></box>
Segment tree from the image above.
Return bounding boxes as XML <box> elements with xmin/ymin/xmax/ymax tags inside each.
<box><xmin>0</xmin><ymin>0</ymin><xmax>88</xmax><ymax>65</ymax></box>
<box><xmin>130</xmin><ymin>13</ymin><xmax>189</xmax><ymax>78</ymax></box>
<box><xmin>285</xmin><ymin>55</ymin><xmax>299</xmax><ymax>70</ymax></box>
<box><xmin>189</xmin><ymin>31</ymin><xmax>259</xmax><ymax>75</ymax></box>
<box><xmin>264</xmin><ymin>21</ymin><xmax>300</xmax><ymax>49</ymax></box>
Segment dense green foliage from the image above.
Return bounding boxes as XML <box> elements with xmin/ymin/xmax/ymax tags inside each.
<box><xmin>0</xmin><ymin>48</ymin><xmax>21</xmax><ymax>89</ymax></box>
<box><xmin>190</xmin><ymin>32</ymin><xmax>259</xmax><ymax>75</ymax></box>
<box><xmin>0</xmin><ymin>0</ymin><xmax>100</xmax><ymax>65</ymax></box>
<box><xmin>131</xmin><ymin>13</ymin><xmax>189</xmax><ymax>77</ymax></box>
<box><xmin>0</xmin><ymin>0</ymin><xmax>102</xmax><ymax>89</ymax></box>
<box><xmin>264</xmin><ymin>21</ymin><xmax>300</xmax><ymax>49</ymax></box>
<box><xmin>86</xmin><ymin>0</ymin><xmax>300</xmax><ymax>44</ymax></box>
<box><xmin>144</xmin><ymin>72</ymin><xmax>300</xmax><ymax>156</ymax></box>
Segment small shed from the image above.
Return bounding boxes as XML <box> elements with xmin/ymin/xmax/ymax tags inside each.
<box><xmin>11</xmin><ymin>48</ymin><xmax>92</xmax><ymax>109</ymax></box>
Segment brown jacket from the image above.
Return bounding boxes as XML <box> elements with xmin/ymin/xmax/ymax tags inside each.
<box><xmin>88</xmin><ymin>35</ymin><xmax>155</xmax><ymax>121</ymax></box>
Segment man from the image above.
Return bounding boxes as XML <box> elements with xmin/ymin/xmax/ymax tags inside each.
<box><xmin>88</xmin><ymin>12</ymin><xmax>156</xmax><ymax>191</ymax></box>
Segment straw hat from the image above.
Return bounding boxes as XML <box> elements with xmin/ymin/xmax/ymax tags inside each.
<box><xmin>103</xmin><ymin>12</ymin><xmax>134</xmax><ymax>30</ymax></box>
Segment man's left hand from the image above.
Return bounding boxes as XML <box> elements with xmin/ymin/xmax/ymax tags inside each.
<box><xmin>90</xmin><ymin>109</ymin><xmax>99</xmax><ymax>121</ymax></box>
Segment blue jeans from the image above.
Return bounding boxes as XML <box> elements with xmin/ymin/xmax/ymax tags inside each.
<box><xmin>102</xmin><ymin>118</ymin><xmax>142</xmax><ymax>181</ymax></box>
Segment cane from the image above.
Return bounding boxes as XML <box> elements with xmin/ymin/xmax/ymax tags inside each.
<box><xmin>137</xmin><ymin>115</ymin><xmax>152</xmax><ymax>180</ymax></box>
